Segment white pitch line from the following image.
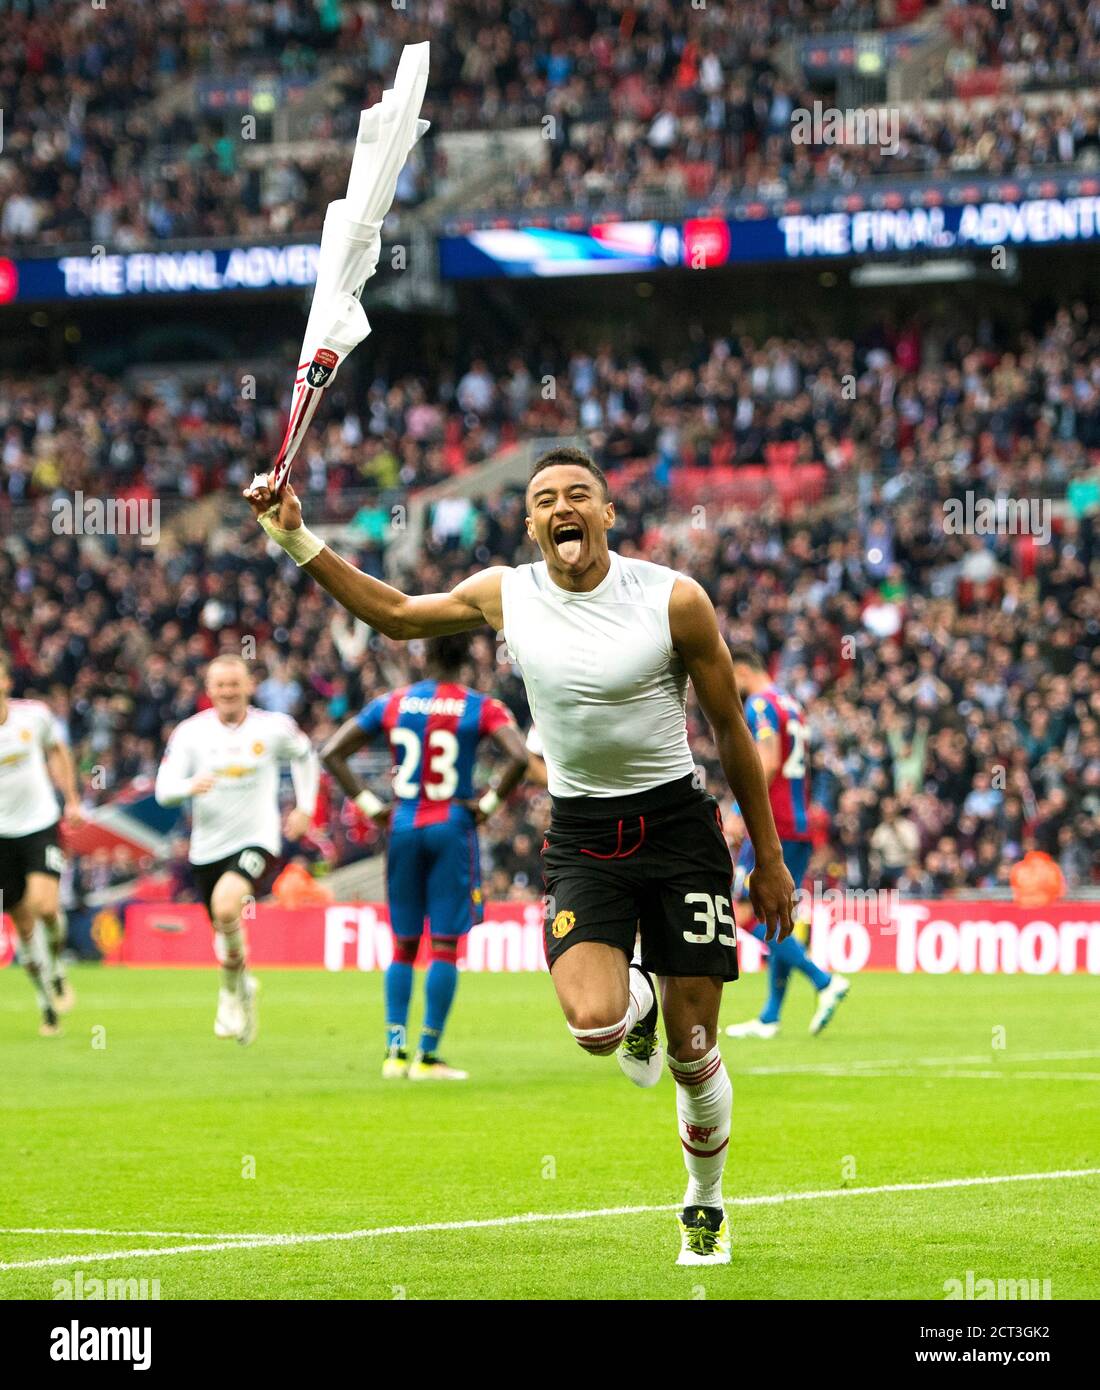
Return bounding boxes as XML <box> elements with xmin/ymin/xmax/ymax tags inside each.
<box><xmin>2</xmin><ymin>1167</ymin><xmax>1098</xmax><ymax>1273</ymax></box>
<box><xmin>898</xmin><ymin>1069</ymin><xmax>1100</xmax><ymax>1082</ymax></box>
<box><xmin>0</xmin><ymin>1227</ymin><xmax>279</xmax><ymax>1240</ymax></box>
<box><xmin>740</xmin><ymin>1066</ymin><xmax>1100</xmax><ymax>1082</ymax></box>
<box><xmin>1008</xmin><ymin>1071</ymin><xmax>1100</xmax><ymax>1082</ymax></box>
<box><xmin>740</xmin><ymin>1049</ymin><xmax>1100</xmax><ymax>1076</ymax></box>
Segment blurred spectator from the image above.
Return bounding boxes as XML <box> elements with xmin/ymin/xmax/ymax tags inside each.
<box><xmin>870</xmin><ymin>798</ymin><xmax>922</xmax><ymax>887</ymax></box>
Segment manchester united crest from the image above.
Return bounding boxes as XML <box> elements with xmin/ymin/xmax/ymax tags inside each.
<box><xmin>551</xmin><ymin>909</ymin><xmax>576</xmax><ymax>939</ymax></box>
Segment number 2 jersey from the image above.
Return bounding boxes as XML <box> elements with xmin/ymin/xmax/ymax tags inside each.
<box><xmin>356</xmin><ymin>680</ymin><xmax>514</xmax><ymax>831</ymax></box>
<box><xmin>742</xmin><ymin>685</ymin><xmax>811</xmax><ymax>842</ymax></box>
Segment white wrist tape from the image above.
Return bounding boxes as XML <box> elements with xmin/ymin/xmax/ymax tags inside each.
<box><xmin>478</xmin><ymin>790</ymin><xmax>501</xmax><ymax>817</ymax></box>
<box><xmin>257</xmin><ymin>505</ymin><xmax>324</xmax><ymax>567</ymax></box>
<box><xmin>355</xmin><ymin>789</ymin><xmax>385</xmax><ymax>818</ymax></box>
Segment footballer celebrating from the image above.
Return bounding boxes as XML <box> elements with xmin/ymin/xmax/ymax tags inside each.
<box><xmin>245</xmin><ymin>446</ymin><xmax>794</xmax><ymax>1265</ymax></box>
<box><xmin>0</xmin><ymin>653</ymin><xmax>81</xmax><ymax>1036</ymax></box>
<box><xmin>322</xmin><ymin>631</ymin><xmax>529</xmax><ymax>1081</ymax></box>
<box><xmin>155</xmin><ymin>654</ymin><xmax>320</xmax><ymax>1045</ymax></box>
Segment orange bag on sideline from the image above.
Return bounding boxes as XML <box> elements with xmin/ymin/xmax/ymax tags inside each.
<box><xmin>1008</xmin><ymin>851</ymin><xmax>1066</xmax><ymax>908</ymax></box>
<box><xmin>271</xmin><ymin>862</ymin><xmax>335</xmax><ymax>908</ymax></box>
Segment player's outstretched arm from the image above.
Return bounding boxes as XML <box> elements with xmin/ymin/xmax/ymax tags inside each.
<box><xmin>670</xmin><ymin>576</ymin><xmax>795</xmax><ymax>943</ymax></box>
<box><xmin>243</xmin><ymin>481</ymin><xmax>504</xmax><ymax>638</ymax></box>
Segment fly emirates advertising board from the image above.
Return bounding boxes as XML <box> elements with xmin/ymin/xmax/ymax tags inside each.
<box><xmin>82</xmin><ymin>899</ymin><xmax>1100</xmax><ymax>976</ymax></box>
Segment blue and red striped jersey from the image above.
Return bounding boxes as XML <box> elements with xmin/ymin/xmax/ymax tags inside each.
<box><xmin>742</xmin><ymin>685</ymin><xmax>812</xmax><ymax>842</ymax></box>
<box><xmin>356</xmin><ymin>680</ymin><xmax>514</xmax><ymax>831</ymax></box>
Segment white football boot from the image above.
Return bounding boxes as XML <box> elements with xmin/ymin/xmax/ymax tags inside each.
<box><xmin>382</xmin><ymin>1048</ymin><xmax>410</xmax><ymax>1079</ymax></box>
<box><xmin>676</xmin><ymin>1206</ymin><xmax>732</xmax><ymax>1265</ymax></box>
<box><xmin>214</xmin><ymin>987</ymin><xmax>245</xmax><ymax>1040</ymax></box>
<box><xmin>408</xmin><ymin>1053</ymin><xmax>468</xmax><ymax>1081</ymax></box>
<box><xmin>237</xmin><ymin>974</ymin><xmax>260</xmax><ymax>1046</ymax></box>
<box><xmin>724</xmin><ymin>1018</ymin><xmax>779</xmax><ymax>1039</ymax></box>
<box><xmin>809</xmin><ymin>974</ymin><xmax>850</xmax><ymax>1035</ymax></box>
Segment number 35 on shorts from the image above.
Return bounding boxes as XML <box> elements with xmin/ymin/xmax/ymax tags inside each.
<box><xmin>683</xmin><ymin>893</ymin><xmax>737</xmax><ymax>946</ymax></box>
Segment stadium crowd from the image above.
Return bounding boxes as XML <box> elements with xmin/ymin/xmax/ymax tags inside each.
<box><xmin>941</xmin><ymin>0</ymin><xmax>1100</xmax><ymax>94</ymax></box>
<box><xmin>4</xmin><ymin>302</ymin><xmax>1100</xmax><ymax>507</ymax></box>
<box><xmin>505</xmin><ymin>90</ymin><xmax>1100</xmax><ymax>218</ymax></box>
<box><xmin>2</xmin><ymin>304</ymin><xmax>1099</xmax><ymax>904</ymax></box>
<box><xmin>0</xmin><ymin>0</ymin><xmax>438</xmax><ymax>250</ymax></box>
<box><xmin>5</xmin><ymin>0</ymin><xmax>1097</xmax><ymax>246</ymax></box>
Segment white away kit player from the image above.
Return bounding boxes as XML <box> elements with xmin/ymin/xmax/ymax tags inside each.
<box><xmin>0</xmin><ymin>652</ymin><xmax>82</xmax><ymax>1035</ymax></box>
<box><xmin>155</xmin><ymin>655</ymin><xmax>319</xmax><ymax>1045</ymax></box>
<box><xmin>243</xmin><ymin>42</ymin><xmax>795</xmax><ymax>1263</ymax></box>
<box><xmin>244</xmin><ymin>448</ymin><xmax>795</xmax><ymax>1265</ymax></box>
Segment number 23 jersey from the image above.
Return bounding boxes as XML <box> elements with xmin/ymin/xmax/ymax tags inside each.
<box><xmin>357</xmin><ymin>680</ymin><xmax>514</xmax><ymax>830</ymax></box>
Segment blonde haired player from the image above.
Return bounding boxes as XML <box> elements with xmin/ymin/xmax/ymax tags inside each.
<box><xmin>0</xmin><ymin>653</ymin><xmax>82</xmax><ymax>1035</ymax></box>
<box><xmin>245</xmin><ymin>448</ymin><xmax>795</xmax><ymax>1265</ymax></box>
<box><xmin>154</xmin><ymin>655</ymin><xmax>319</xmax><ymax>1045</ymax></box>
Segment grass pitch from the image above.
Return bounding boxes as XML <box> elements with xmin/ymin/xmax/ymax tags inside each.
<box><xmin>1</xmin><ymin>964</ymin><xmax>1097</xmax><ymax>1300</ymax></box>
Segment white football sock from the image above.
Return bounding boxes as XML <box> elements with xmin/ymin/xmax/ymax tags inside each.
<box><xmin>217</xmin><ymin>921</ymin><xmax>246</xmax><ymax>992</ymax></box>
<box><xmin>669</xmin><ymin>1045</ymin><xmax>733</xmax><ymax>1208</ymax></box>
<box><xmin>39</xmin><ymin>911</ymin><xmax>68</xmax><ymax>982</ymax></box>
<box><xmin>568</xmin><ymin>973</ymin><xmax>653</xmax><ymax>1056</ymax></box>
<box><xmin>17</xmin><ymin>929</ymin><xmax>53</xmax><ymax>1012</ymax></box>
<box><xmin>627</xmin><ymin>966</ymin><xmax>654</xmax><ymax>1026</ymax></box>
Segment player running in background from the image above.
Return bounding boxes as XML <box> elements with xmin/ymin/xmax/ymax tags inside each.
<box><xmin>0</xmin><ymin>652</ymin><xmax>81</xmax><ymax>1035</ymax></box>
<box><xmin>245</xmin><ymin>448</ymin><xmax>795</xmax><ymax>1266</ymax></box>
<box><xmin>321</xmin><ymin>632</ymin><xmax>529</xmax><ymax>1081</ymax></box>
<box><xmin>154</xmin><ymin>654</ymin><xmax>319</xmax><ymax>1046</ymax></box>
<box><xmin>723</xmin><ymin>646</ymin><xmax>849</xmax><ymax>1040</ymax></box>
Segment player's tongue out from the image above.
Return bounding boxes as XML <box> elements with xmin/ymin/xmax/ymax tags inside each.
<box><xmin>554</xmin><ymin>522</ymin><xmax>584</xmax><ymax>565</ymax></box>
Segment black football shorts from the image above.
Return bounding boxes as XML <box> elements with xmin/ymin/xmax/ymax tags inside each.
<box><xmin>541</xmin><ymin>773</ymin><xmax>739</xmax><ymax>981</ymax></box>
<box><xmin>0</xmin><ymin>822</ymin><xmax>65</xmax><ymax>910</ymax></box>
<box><xmin>191</xmin><ymin>845</ymin><xmax>276</xmax><ymax>920</ymax></box>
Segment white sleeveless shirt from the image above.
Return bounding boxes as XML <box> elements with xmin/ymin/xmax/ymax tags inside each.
<box><xmin>501</xmin><ymin>552</ymin><xmax>695</xmax><ymax>797</ymax></box>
